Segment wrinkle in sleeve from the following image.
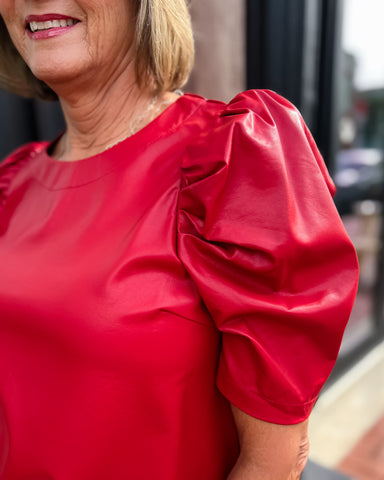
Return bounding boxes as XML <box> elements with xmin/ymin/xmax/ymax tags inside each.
<box><xmin>177</xmin><ymin>90</ymin><xmax>359</xmax><ymax>425</ymax></box>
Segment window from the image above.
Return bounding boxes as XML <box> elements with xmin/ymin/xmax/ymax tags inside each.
<box><xmin>335</xmin><ymin>0</ymin><xmax>384</xmax><ymax>356</ymax></box>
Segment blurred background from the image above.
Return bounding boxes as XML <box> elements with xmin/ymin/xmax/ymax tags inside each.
<box><xmin>1</xmin><ymin>1</ymin><xmax>383</xmax><ymax>478</ymax></box>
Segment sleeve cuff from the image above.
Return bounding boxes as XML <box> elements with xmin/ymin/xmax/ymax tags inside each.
<box><xmin>216</xmin><ymin>362</ymin><xmax>318</xmax><ymax>425</ymax></box>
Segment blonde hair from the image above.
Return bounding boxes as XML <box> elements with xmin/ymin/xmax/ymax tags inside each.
<box><xmin>0</xmin><ymin>0</ymin><xmax>194</xmax><ymax>100</ymax></box>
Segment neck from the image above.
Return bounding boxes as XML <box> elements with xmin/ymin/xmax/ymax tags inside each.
<box><xmin>52</xmin><ymin>61</ymin><xmax>155</xmax><ymax>161</ymax></box>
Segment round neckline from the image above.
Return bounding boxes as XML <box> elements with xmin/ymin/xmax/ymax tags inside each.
<box><xmin>30</xmin><ymin>93</ymin><xmax>206</xmax><ymax>190</ymax></box>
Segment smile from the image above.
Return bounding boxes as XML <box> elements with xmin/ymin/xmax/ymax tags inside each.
<box><xmin>29</xmin><ymin>19</ymin><xmax>77</xmax><ymax>33</ymax></box>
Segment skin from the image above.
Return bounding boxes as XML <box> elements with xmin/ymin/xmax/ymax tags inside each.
<box><xmin>229</xmin><ymin>406</ymin><xmax>309</xmax><ymax>480</ymax></box>
<box><xmin>0</xmin><ymin>1</ymin><xmax>310</xmax><ymax>476</ymax></box>
<box><xmin>0</xmin><ymin>0</ymin><xmax>177</xmax><ymax>160</ymax></box>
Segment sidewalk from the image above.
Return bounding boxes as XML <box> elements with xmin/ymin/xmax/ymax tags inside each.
<box><xmin>338</xmin><ymin>414</ymin><xmax>384</xmax><ymax>479</ymax></box>
<box><xmin>308</xmin><ymin>342</ymin><xmax>384</xmax><ymax>480</ymax></box>
<box><xmin>302</xmin><ymin>461</ymin><xmax>351</xmax><ymax>479</ymax></box>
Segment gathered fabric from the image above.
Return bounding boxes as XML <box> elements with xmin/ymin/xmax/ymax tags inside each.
<box><xmin>0</xmin><ymin>90</ymin><xmax>358</xmax><ymax>480</ymax></box>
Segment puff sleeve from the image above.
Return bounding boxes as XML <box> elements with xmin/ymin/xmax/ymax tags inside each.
<box><xmin>177</xmin><ymin>90</ymin><xmax>359</xmax><ymax>425</ymax></box>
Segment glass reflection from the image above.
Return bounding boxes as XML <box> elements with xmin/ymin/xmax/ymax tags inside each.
<box><xmin>335</xmin><ymin>0</ymin><xmax>384</xmax><ymax>353</ymax></box>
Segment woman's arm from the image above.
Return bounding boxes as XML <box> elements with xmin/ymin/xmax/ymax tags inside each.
<box><xmin>228</xmin><ymin>405</ymin><xmax>309</xmax><ymax>480</ymax></box>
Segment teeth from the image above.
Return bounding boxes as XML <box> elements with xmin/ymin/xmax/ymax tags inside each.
<box><xmin>29</xmin><ymin>18</ymin><xmax>77</xmax><ymax>33</ymax></box>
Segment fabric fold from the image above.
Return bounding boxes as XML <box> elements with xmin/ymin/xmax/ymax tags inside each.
<box><xmin>177</xmin><ymin>89</ymin><xmax>359</xmax><ymax>424</ymax></box>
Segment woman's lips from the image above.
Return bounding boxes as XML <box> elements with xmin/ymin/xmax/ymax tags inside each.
<box><xmin>25</xmin><ymin>14</ymin><xmax>80</xmax><ymax>40</ymax></box>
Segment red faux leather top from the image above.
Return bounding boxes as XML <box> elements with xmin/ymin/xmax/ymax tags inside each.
<box><xmin>0</xmin><ymin>90</ymin><xmax>358</xmax><ymax>480</ymax></box>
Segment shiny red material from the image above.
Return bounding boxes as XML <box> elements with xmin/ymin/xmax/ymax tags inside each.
<box><xmin>0</xmin><ymin>90</ymin><xmax>358</xmax><ymax>479</ymax></box>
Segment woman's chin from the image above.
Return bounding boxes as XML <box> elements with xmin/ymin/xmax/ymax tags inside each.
<box><xmin>30</xmin><ymin>64</ymin><xmax>87</xmax><ymax>94</ymax></box>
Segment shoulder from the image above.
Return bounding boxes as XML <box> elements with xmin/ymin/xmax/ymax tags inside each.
<box><xmin>181</xmin><ymin>89</ymin><xmax>334</xmax><ymax>196</ymax></box>
<box><xmin>1</xmin><ymin>141</ymin><xmax>47</xmax><ymax>168</ymax></box>
<box><xmin>183</xmin><ymin>88</ymin><xmax>311</xmax><ymax>155</ymax></box>
<box><xmin>193</xmin><ymin>89</ymin><xmax>303</xmax><ymax>131</ymax></box>
<box><xmin>0</xmin><ymin>142</ymin><xmax>47</xmax><ymax>199</ymax></box>
<box><xmin>222</xmin><ymin>89</ymin><xmax>299</xmax><ymax>118</ymax></box>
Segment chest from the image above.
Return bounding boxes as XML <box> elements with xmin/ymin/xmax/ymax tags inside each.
<box><xmin>0</xmin><ymin>164</ymin><xmax>213</xmax><ymax>371</ymax></box>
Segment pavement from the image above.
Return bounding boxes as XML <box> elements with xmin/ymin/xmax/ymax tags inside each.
<box><xmin>338</xmin><ymin>414</ymin><xmax>384</xmax><ymax>479</ymax></box>
<box><xmin>302</xmin><ymin>461</ymin><xmax>352</xmax><ymax>479</ymax></box>
<box><xmin>308</xmin><ymin>342</ymin><xmax>384</xmax><ymax>480</ymax></box>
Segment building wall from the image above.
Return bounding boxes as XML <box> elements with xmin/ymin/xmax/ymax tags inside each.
<box><xmin>187</xmin><ymin>0</ymin><xmax>246</xmax><ymax>102</ymax></box>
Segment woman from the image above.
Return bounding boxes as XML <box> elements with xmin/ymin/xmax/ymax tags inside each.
<box><xmin>0</xmin><ymin>1</ymin><xmax>358</xmax><ymax>479</ymax></box>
